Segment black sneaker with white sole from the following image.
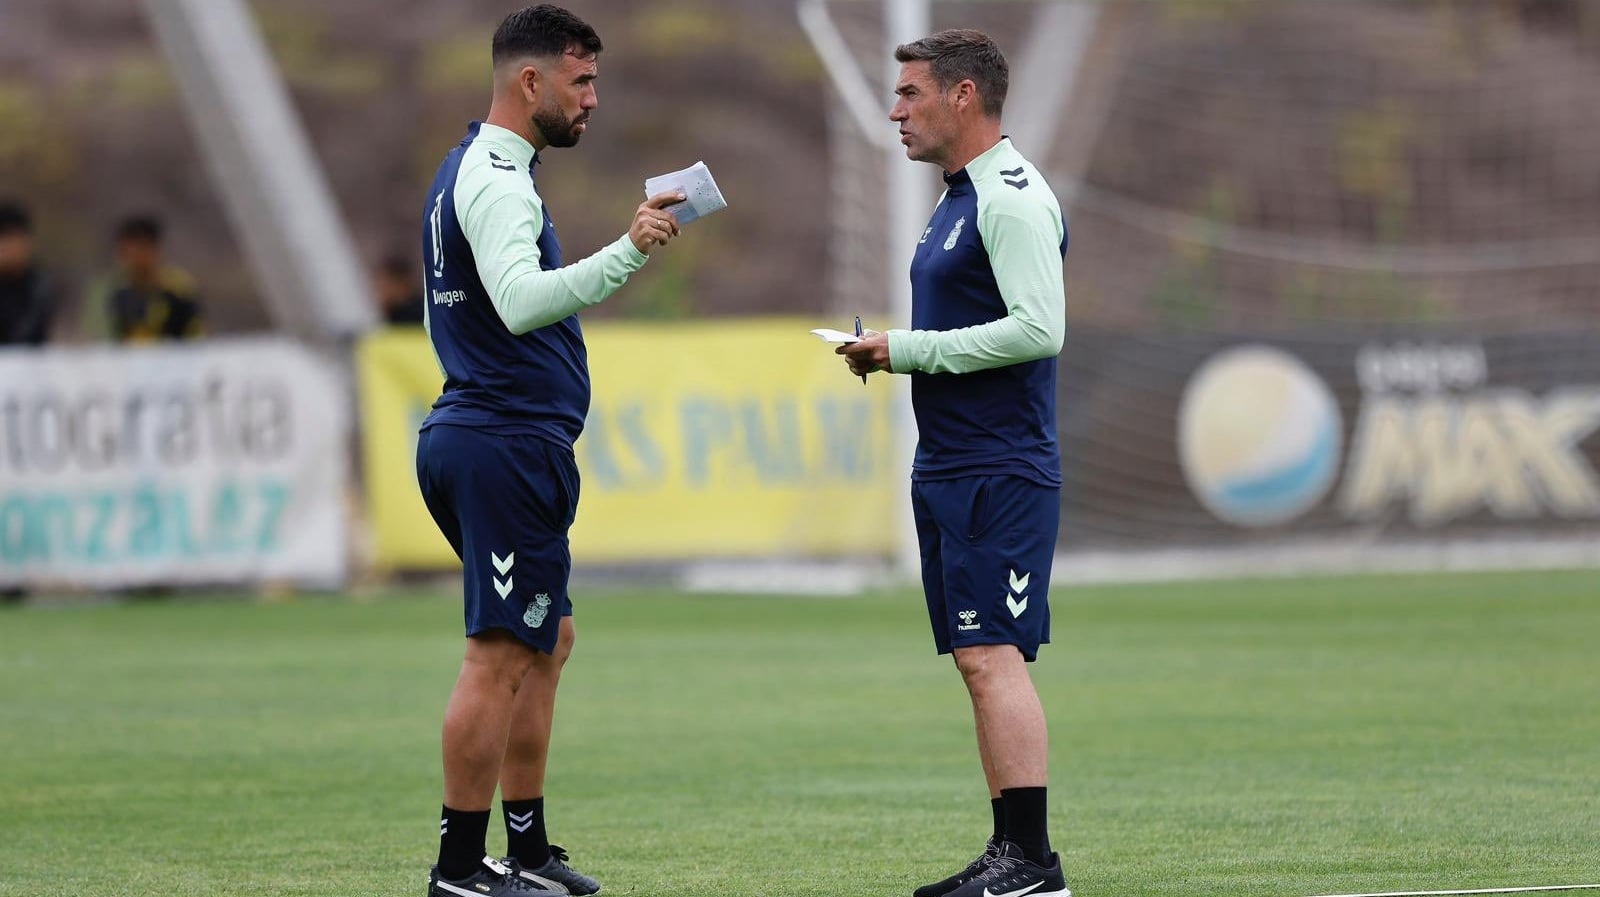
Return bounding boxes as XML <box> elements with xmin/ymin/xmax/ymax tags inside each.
<box><xmin>427</xmin><ymin>856</ymin><xmax>565</xmax><ymax>897</ymax></box>
<box><xmin>913</xmin><ymin>838</ymin><xmax>1000</xmax><ymax>897</ymax></box>
<box><xmin>506</xmin><ymin>845</ymin><xmax>602</xmax><ymax>895</ymax></box>
<box><xmin>942</xmin><ymin>841</ymin><xmax>1070</xmax><ymax>897</ymax></box>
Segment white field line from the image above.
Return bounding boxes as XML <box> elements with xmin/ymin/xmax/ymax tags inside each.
<box><xmin>1305</xmin><ymin>885</ymin><xmax>1600</xmax><ymax>897</ymax></box>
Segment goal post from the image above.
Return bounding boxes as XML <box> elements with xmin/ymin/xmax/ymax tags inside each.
<box><xmin>139</xmin><ymin>0</ymin><xmax>377</xmax><ymax>343</ymax></box>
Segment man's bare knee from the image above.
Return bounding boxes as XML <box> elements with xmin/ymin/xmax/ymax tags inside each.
<box><xmin>954</xmin><ymin>643</ymin><xmax>1006</xmax><ymax>679</ymax></box>
<box><xmin>532</xmin><ymin>618</ymin><xmax>575</xmax><ymax>672</ymax></box>
<box><xmin>465</xmin><ymin>630</ymin><xmax>538</xmax><ymax>688</ymax></box>
<box><xmin>954</xmin><ymin>643</ymin><xmax>1025</xmax><ymax>687</ymax></box>
<box><xmin>556</xmin><ymin>617</ymin><xmax>575</xmax><ymax>660</ymax></box>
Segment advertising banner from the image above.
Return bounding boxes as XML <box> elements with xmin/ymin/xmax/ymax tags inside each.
<box><xmin>358</xmin><ymin>320</ymin><xmax>899</xmax><ymax>568</ymax></box>
<box><xmin>0</xmin><ymin>339</ymin><xmax>350</xmax><ymax>587</ymax></box>
<box><xmin>1060</xmin><ymin>328</ymin><xmax>1600</xmax><ymax>549</ymax></box>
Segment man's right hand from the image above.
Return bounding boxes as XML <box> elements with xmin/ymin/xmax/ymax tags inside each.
<box><xmin>838</xmin><ymin>330</ymin><xmax>890</xmax><ymax>376</ymax></box>
<box><xmin>631</xmin><ymin>191</ymin><xmax>686</xmax><ymax>254</ymax></box>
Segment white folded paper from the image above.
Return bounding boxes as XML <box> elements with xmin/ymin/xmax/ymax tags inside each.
<box><xmin>644</xmin><ymin>161</ymin><xmax>727</xmax><ymax>225</ymax></box>
<box><xmin>809</xmin><ymin>328</ymin><xmax>860</xmax><ymax>344</ymax></box>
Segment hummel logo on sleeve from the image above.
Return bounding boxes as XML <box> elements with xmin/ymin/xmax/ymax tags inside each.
<box><xmin>488</xmin><ymin>152</ymin><xmax>518</xmax><ymax>172</ymax></box>
<box><xmin>1000</xmin><ymin>167</ymin><xmax>1030</xmax><ymax>190</ymax></box>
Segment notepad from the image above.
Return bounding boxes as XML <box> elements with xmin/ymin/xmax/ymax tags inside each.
<box><xmin>644</xmin><ymin>161</ymin><xmax>727</xmax><ymax>226</ymax></box>
<box><xmin>809</xmin><ymin>328</ymin><xmax>861</xmax><ymax>344</ymax></box>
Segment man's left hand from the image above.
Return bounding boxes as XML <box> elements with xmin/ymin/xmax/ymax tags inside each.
<box><xmin>837</xmin><ymin>331</ymin><xmax>892</xmax><ymax>377</ymax></box>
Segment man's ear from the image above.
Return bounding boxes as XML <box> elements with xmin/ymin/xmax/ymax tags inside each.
<box><xmin>951</xmin><ymin>79</ymin><xmax>977</xmax><ymax>113</ymax></box>
<box><xmin>518</xmin><ymin>64</ymin><xmax>541</xmax><ymax>104</ymax></box>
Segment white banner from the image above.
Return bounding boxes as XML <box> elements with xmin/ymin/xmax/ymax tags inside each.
<box><xmin>0</xmin><ymin>338</ymin><xmax>349</xmax><ymax>588</ymax></box>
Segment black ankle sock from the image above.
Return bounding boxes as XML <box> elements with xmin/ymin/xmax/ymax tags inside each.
<box><xmin>438</xmin><ymin>805</ymin><xmax>490</xmax><ymax>881</ymax></box>
<box><xmin>503</xmin><ymin>797</ymin><xmax>550</xmax><ymax>868</ymax></box>
<box><xmin>1001</xmin><ymin>787</ymin><xmax>1052</xmax><ymax>866</ymax></box>
<box><xmin>990</xmin><ymin>796</ymin><xmax>1006</xmax><ymax>844</ymax></box>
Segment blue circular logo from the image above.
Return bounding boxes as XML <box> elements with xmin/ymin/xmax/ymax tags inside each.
<box><xmin>1178</xmin><ymin>345</ymin><xmax>1343</xmax><ymax>527</ymax></box>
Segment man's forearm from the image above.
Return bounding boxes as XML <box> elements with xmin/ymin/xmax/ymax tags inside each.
<box><xmin>887</xmin><ymin>307</ymin><xmax>1062</xmax><ymax>375</ymax></box>
<box><xmin>489</xmin><ymin>234</ymin><xmax>647</xmax><ymax>334</ymax></box>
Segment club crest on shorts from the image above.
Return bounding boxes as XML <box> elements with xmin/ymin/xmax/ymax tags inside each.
<box><xmin>943</xmin><ymin>216</ymin><xmax>965</xmax><ymax>250</ymax></box>
<box><xmin>524</xmin><ymin>593</ymin><xmax>552</xmax><ymax>628</ymax></box>
<box><xmin>956</xmin><ymin>609</ymin><xmax>981</xmax><ymax>632</ymax></box>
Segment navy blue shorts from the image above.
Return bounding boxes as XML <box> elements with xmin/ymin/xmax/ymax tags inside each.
<box><xmin>912</xmin><ymin>475</ymin><xmax>1060</xmax><ymax>662</ymax></box>
<box><xmin>416</xmin><ymin>424</ymin><xmax>577</xmax><ymax>654</ymax></box>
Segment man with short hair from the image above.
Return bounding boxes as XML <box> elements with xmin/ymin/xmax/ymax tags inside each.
<box><xmin>103</xmin><ymin>215</ymin><xmax>205</xmax><ymax>341</ymax></box>
<box><xmin>840</xmin><ymin>28</ymin><xmax>1070</xmax><ymax>897</ymax></box>
<box><xmin>416</xmin><ymin>6</ymin><xmax>685</xmax><ymax>897</ymax></box>
<box><xmin>0</xmin><ymin>201</ymin><xmax>56</xmax><ymax>346</ymax></box>
<box><xmin>79</xmin><ymin>215</ymin><xmax>205</xmax><ymax>342</ymax></box>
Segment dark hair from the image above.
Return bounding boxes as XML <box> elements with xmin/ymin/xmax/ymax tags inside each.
<box><xmin>894</xmin><ymin>29</ymin><xmax>1009</xmax><ymax>118</ymax></box>
<box><xmin>115</xmin><ymin>215</ymin><xmax>164</xmax><ymax>243</ymax></box>
<box><xmin>493</xmin><ymin>4</ymin><xmax>603</xmax><ymax>66</ymax></box>
<box><xmin>0</xmin><ymin>201</ymin><xmax>30</xmax><ymax>235</ymax></box>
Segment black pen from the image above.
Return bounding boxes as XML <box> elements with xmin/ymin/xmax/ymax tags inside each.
<box><xmin>854</xmin><ymin>315</ymin><xmax>867</xmax><ymax>384</ymax></box>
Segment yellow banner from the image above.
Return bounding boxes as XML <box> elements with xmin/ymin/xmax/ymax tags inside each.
<box><xmin>356</xmin><ymin>320</ymin><xmax>898</xmax><ymax>569</ymax></box>
<box><xmin>356</xmin><ymin>328</ymin><xmax>453</xmax><ymax>566</ymax></box>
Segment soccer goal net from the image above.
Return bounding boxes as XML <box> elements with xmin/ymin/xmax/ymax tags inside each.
<box><xmin>812</xmin><ymin>0</ymin><xmax>1600</xmax><ymax>581</ymax></box>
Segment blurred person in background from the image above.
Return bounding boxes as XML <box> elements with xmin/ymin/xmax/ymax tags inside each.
<box><xmin>0</xmin><ymin>200</ymin><xmax>57</xmax><ymax>346</ymax></box>
<box><xmin>0</xmin><ymin>200</ymin><xmax>57</xmax><ymax>604</ymax></box>
<box><xmin>413</xmin><ymin>6</ymin><xmax>685</xmax><ymax>897</ymax></box>
<box><xmin>81</xmin><ymin>215</ymin><xmax>205</xmax><ymax>342</ymax></box>
<box><xmin>841</xmin><ymin>29</ymin><xmax>1070</xmax><ymax>897</ymax></box>
<box><xmin>374</xmin><ymin>252</ymin><xmax>425</xmax><ymax>325</ymax></box>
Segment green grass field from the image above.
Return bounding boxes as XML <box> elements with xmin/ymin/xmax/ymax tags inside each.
<box><xmin>2</xmin><ymin>570</ymin><xmax>1598</xmax><ymax>897</ymax></box>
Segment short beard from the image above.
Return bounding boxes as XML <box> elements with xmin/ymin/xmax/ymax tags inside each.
<box><xmin>533</xmin><ymin>104</ymin><xmax>585</xmax><ymax>148</ymax></box>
